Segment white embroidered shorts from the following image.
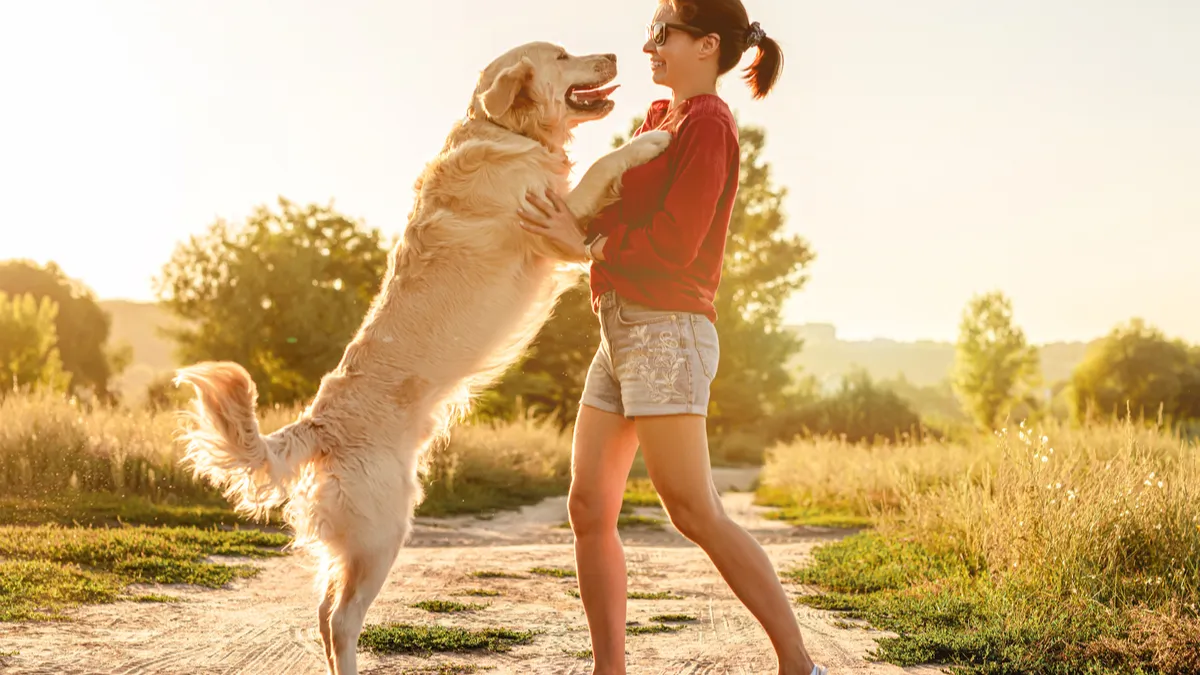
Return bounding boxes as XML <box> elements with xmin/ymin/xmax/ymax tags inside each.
<box><xmin>580</xmin><ymin>290</ymin><xmax>720</xmax><ymax>418</ymax></box>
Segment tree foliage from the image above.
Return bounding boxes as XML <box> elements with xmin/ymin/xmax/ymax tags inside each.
<box><xmin>952</xmin><ymin>291</ymin><xmax>1041</xmax><ymax>430</ymax></box>
<box><xmin>483</xmin><ymin>114</ymin><xmax>815</xmax><ymax>433</ymax></box>
<box><xmin>0</xmin><ymin>259</ymin><xmax>120</xmax><ymax>397</ymax></box>
<box><xmin>154</xmin><ymin>198</ymin><xmax>391</xmax><ymax>405</ymax></box>
<box><xmin>1069</xmin><ymin>318</ymin><xmax>1200</xmax><ymax>425</ymax></box>
<box><xmin>0</xmin><ymin>291</ymin><xmax>70</xmax><ymax>395</ymax></box>
<box><xmin>769</xmin><ymin>369</ymin><xmax>922</xmax><ymax>445</ymax></box>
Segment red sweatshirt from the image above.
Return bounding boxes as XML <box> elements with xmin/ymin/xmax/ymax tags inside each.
<box><xmin>587</xmin><ymin>94</ymin><xmax>740</xmax><ymax>323</ymax></box>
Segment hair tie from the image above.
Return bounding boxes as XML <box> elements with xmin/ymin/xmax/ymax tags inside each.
<box><xmin>745</xmin><ymin>21</ymin><xmax>766</xmax><ymax>49</ymax></box>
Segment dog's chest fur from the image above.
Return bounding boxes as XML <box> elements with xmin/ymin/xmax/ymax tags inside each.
<box><xmin>304</xmin><ymin>122</ymin><xmax>578</xmax><ymax>442</ymax></box>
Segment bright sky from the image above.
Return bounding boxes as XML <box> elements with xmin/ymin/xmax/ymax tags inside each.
<box><xmin>1</xmin><ymin>1</ymin><xmax>1197</xmax><ymax>344</ymax></box>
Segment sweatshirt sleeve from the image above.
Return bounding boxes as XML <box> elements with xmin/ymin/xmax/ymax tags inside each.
<box><xmin>601</xmin><ymin>116</ymin><xmax>734</xmax><ymax>274</ymax></box>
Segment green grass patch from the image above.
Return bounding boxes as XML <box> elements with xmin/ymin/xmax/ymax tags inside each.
<box><xmin>0</xmin><ymin>524</ymin><xmax>287</xmax><ymax>621</ymax></box>
<box><xmin>566</xmin><ymin>648</ymin><xmax>593</xmax><ymax>659</ymax></box>
<box><xmin>457</xmin><ymin>588</ymin><xmax>501</xmax><ymax>597</ymax></box>
<box><xmin>649</xmin><ymin>613</ymin><xmax>697</xmax><ymax>623</ymax></box>
<box><xmin>0</xmin><ymin>494</ymin><xmax>273</xmax><ymax>529</ymax></box>
<box><xmin>754</xmin><ymin>487</ymin><xmax>873</xmax><ymax>529</ymax></box>
<box><xmin>627</xmin><ymin>591</ymin><xmax>683</xmax><ymax>600</ymax></box>
<box><xmin>529</xmin><ymin>566</ymin><xmax>575</xmax><ymax>578</ymax></box>
<box><xmin>358</xmin><ymin>624</ymin><xmax>535</xmax><ymax>655</ymax></box>
<box><xmin>617</xmin><ymin>514</ymin><xmax>665</xmax><ymax>530</ymax></box>
<box><xmin>622</xmin><ymin>479</ymin><xmax>661</xmax><ymax>509</ymax></box>
<box><xmin>130</xmin><ymin>593</ymin><xmax>181</xmax><ymax>603</ymax></box>
<box><xmin>626</xmin><ymin>623</ymin><xmax>682</xmax><ymax>636</ymax></box>
<box><xmin>400</xmin><ymin>665</ymin><xmax>492</xmax><ymax>675</ymax></box>
<box><xmin>786</xmin><ymin>531</ymin><xmax>979</xmax><ymax>594</ymax></box>
<box><xmin>762</xmin><ymin>506</ymin><xmax>873</xmax><ymax>529</ymax></box>
<box><xmin>412</xmin><ymin>599</ymin><xmax>486</xmax><ymax>613</ymax></box>
<box><xmin>791</xmin><ymin>531</ymin><xmax>1188</xmax><ymax>674</ymax></box>
<box><xmin>416</xmin><ymin>485</ymin><xmax>564</xmax><ymax>519</ymax></box>
<box><xmin>470</xmin><ymin>570</ymin><xmax>525</xmax><ymax>579</ymax></box>
<box><xmin>0</xmin><ymin>560</ymin><xmax>122</xmax><ymax>621</ymax></box>
<box><xmin>567</xmin><ymin>589</ymin><xmax>684</xmax><ymax>600</ymax></box>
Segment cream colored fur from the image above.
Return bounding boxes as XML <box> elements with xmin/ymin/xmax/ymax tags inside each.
<box><xmin>172</xmin><ymin>42</ymin><xmax>670</xmax><ymax>675</ymax></box>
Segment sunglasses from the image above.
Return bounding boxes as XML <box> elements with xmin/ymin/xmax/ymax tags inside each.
<box><xmin>647</xmin><ymin>20</ymin><xmax>708</xmax><ymax>46</ymax></box>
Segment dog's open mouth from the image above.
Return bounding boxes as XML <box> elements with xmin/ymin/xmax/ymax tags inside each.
<box><xmin>566</xmin><ymin>83</ymin><xmax>619</xmax><ymax>112</ymax></box>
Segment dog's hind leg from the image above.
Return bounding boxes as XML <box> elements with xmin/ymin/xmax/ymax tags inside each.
<box><xmin>328</xmin><ymin>541</ymin><xmax>402</xmax><ymax>675</ymax></box>
<box><xmin>318</xmin><ymin>580</ymin><xmax>336</xmax><ymax>675</ymax></box>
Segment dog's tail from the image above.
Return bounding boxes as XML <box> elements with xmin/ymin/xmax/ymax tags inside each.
<box><xmin>174</xmin><ymin>361</ymin><xmax>320</xmax><ymax>520</ymax></box>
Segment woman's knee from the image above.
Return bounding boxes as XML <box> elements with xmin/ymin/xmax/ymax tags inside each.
<box><xmin>660</xmin><ymin>493</ymin><xmax>728</xmax><ymax>542</ymax></box>
<box><xmin>568</xmin><ymin>488</ymin><xmax>620</xmax><ymax>536</ymax></box>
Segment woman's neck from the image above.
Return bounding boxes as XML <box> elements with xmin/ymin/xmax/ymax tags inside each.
<box><xmin>670</xmin><ymin>81</ymin><xmax>718</xmax><ymax>110</ymax></box>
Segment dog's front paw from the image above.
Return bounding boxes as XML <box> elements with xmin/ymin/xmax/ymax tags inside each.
<box><xmin>624</xmin><ymin>130</ymin><xmax>672</xmax><ymax>166</ymax></box>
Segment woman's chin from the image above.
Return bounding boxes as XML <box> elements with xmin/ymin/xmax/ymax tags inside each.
<box><xmin>650</xmin><ymin>69</ymin><xmax>668</xmax><ymax>86</ymax></box>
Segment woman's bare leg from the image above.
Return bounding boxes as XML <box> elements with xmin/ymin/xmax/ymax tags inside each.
<box><xmin>636</xmin><ymin>413</ymin><xmax>817</xmax><ymax>675</ymax></box>
<box><xmin>569</xmin><ymin>404</ymin><xmax>641</xmax><ymax>675</ymax></box>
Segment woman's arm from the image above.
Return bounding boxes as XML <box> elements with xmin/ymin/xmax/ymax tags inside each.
<box><xmin>599</xmin><ymin>117</ymin><xmax>736</xmax><ymax>273</ymax></box>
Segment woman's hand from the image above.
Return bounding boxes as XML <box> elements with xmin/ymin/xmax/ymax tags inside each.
<box><xmin>517</xmin><ymin>188</ymin><xmax>587</xmax><ymax>258</ymax></box>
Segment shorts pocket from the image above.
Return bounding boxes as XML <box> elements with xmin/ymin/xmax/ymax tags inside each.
<box><xmin>689</xmin><ymin>315</ymin><xmax>720</xmax><ymax>380</ymax></box>
<box><xmin>614</xmin><ymin>299</ymin><xmax>678</xmax><ymax>327</ymax></box>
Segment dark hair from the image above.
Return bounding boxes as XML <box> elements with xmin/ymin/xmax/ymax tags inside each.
<box><xmin>668</xmin><ymin>0</ymin><xmax>782</xmax><ymax>99</ymax></box>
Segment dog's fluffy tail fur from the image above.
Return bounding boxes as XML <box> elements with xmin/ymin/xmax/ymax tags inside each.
<box><xmin>174</xmin><ymin>361</ymin><xmax>318</xmax><ymax>520</ymax></box>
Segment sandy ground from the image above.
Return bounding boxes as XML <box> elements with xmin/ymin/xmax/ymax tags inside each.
<box><xmin>0</xmin><ymin>468</ymin><xmax>939</xmax><ymax>675</ymax></box>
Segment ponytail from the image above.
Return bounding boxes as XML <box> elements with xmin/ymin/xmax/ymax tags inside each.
<box><xmin>669</xmin><ymin>0</ymin><xmax>784</xmax><ymax>100</ymax></box>
<box><xmin>743</xmin><ymin>34</ymin><xmax>782</xmax><ymax>99</ymax></box>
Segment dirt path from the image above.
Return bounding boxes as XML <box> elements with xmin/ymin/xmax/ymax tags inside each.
<box><xmin>1</xmin><ymin>469</ymin><xmax>934</xmax><ymax>674</ymax></box>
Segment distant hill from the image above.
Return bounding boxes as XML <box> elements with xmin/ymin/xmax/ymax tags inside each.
<box><xmin>98</xmin><ymin>302</ymin><xmax>1093</xmax><ymax>404</ymax></box>
<box><xmin>785</xmin><ymin>323</ymin><xmax>1091</xmax><ymax>391</ymax></box>
<box><xmin>100</xmin><ymin>300</ymin><xmax>181</xmax><ymax>400</ymax></box>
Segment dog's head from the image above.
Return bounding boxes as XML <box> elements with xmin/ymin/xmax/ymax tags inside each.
<box><xmin>471</xmin><ymin>42</ymin><xmax>618</xmax><ymax>147</ymax></box>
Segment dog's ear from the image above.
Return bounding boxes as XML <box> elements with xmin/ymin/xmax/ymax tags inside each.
<box><xmin>479</xmin><ymin>57</ymin><xmax>534</xmax><ymax>118</ymax></box>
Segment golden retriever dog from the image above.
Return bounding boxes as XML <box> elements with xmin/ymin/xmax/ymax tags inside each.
<box><xmin>172</xmin><ymin>42</ymin><xmax>669</xmax><ymax>675</ymax></box>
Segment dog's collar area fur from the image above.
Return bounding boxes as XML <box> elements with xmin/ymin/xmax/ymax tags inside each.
<box><xmin>480</xmin><ymin>115</ymin><xmax>518</xmax><ymax>137</ymax></box>
<box><xmin>465</xmin><ymin>110</ymin><xmax>559</xmax><ymax>153</ymax></box>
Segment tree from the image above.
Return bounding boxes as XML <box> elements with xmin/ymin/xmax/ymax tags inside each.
<box><xmin>769</xmin><ymin>369</ymin><xmax>922</xmax><ymax>445</ymax></box>
<box><xmin>0</xmin><ymin>259</ymin><xmax>121</xmax><ymax>398</ymax></box>
<box><xmin>0</xmin><ymin>292</ymin><xmax>70</xmax><ymax>395</ymax></box>
<box><xmin>154</xmin><ymin>197</ymin><xmax>391</xmax><ymax>405</ymax></box>
<box><xmin>1069</xmin><ymin>318</ymin><xmax>1200</xmax><ymax>425</ymax></box>
<box><xmin>952</xmin><ymin>291</ymin><xmax>1040</xmax><ymax>430</ymax></box>
<box><xmin>484</xmin><ymin>114</ymin><xmax>816</xmax><ymax>432</ymax></box>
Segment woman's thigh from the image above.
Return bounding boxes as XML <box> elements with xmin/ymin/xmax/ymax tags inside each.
<box><xmin>634</xmin><ymin>413</ymin><xmax>723</xmax><ymax>521</ymax></box>
<box><xmin>568</xmin><ymin>403</ymin><xmax>640</xmax><ymax>526</ymax></box>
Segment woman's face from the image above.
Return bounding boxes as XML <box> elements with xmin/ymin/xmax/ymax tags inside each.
<box><xmin>643</xmin><ymin>3</ymin><xmax>703</xmax><ymax>88</ymax></box>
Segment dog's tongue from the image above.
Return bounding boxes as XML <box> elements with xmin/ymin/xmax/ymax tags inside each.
<box><xmin>574</xmin><ymin>84</ymin><xmax>619</xmax><ymax>101</ymax></box>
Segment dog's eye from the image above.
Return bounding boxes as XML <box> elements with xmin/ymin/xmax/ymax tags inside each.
<box><xmin>557</xmin><ymin>52</ymin><xmax>569</xmax><ymax>61</ymax></box>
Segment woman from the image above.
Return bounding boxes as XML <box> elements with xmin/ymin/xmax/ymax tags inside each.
<box><xmin>517</xmin><ymin>2</ymin><xmax>826</xmax><ymax>674</ymax></box>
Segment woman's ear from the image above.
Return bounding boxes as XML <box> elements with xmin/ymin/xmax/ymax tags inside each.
<box><xmin>697</xmin><ymin>33</ymin><xmax>721</xmax><ymax>59</ymax></box>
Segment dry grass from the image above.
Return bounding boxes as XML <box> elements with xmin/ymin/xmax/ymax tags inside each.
<box><xmin>0</xmin><ymin>390</ymin><xmax>294</xmax><ymax>503</ymax></box>
<box><xmin>756</xmin><ymin>433</ymin><xmax>994</xmax><ymax>524</ymax></box>
<box><xmin>767</xmin><ymin>418</ymin><xmax>1200</xmax><ymax>673</ymax></box>
<box><xmin>0</xmin><ymin>390</ymin><xmax>572</xmax><ymax>518</ymax></box>
<box><xmin>900</xmin><ymin>421</ymin><xmax>1200</xmax><ymax>610</ymax></box>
